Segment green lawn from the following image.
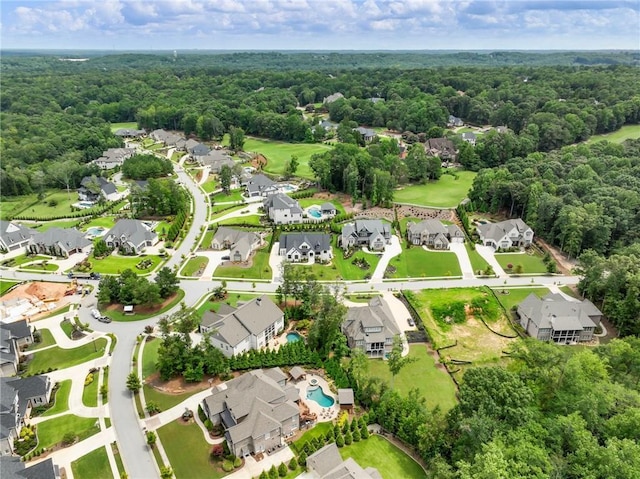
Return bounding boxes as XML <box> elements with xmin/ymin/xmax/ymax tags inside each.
<box><xmin>217</xmin><ymin>214</ymin><xmax>263</xmax><ymax>226</ymax></box>
<box><xmin>36</xmin><ymin>414</ymin><xmax>100</xmax><ymax>450</ymax></box>
<box><xmin>196</xmin><ymin>293</ymin><xmax>263</xmax><ymax>317</ymax></box>
<box><xmin>102</xmin><ymin>289</ymin><xmax>185</xmax><ymax>322</ymax></box>
<box><xmin>199</xmin><ymin>229</ymin><xmax>216</xmax><ymax>250</ymax></box>
<box><xmin>465</xmin><ymin>243</ymin><xmax>489</xmax><ymax>273</ymax></box>
<box><xmin>333</xmin><ymin>247</ymin><xmax>382</xmax><ymax>281</ymax></box>
<box><xmin>213</xmin><ymin>242</ymin><xmax>272</xmax><ymax>280</ymax></box>
<box><xmin>210</xmin><ymin>204</ymin><xmax>244</xmax><ymax>221</ymax></box>
<box><xmin>181</xmin><ymin>256</ymin><xmax>209</xmax><ymax>277</ymax></box>
<box><xmin>494</xmin><ymin>252</ymin><xmax>548</xmax><ymax>274</ymax></box>
<box><xmin>81</xmin><ymin>217</ymin><xmax>117</xmax><ymax>231</ymax></box>
<box><xmin>110</xmin><ymin>121</ymin><xmax>138</xmax><ymax>132</ymax></box>
<box><xmin>111</xmin><ymin>442</ymin><xmax>126</xmax><ymax>478</ymax></box>
<box><xmin>21</xmin><ymin>262</ymin><xmax>59</xmax><ymax>272</ymax></box>
<box><xmin>143</xmin><ymin>385</ymin><xmax>203</xmax><ymax>413</ymax></box>
<box><xmin>157</xmin><ymin>419</ymin><xmax>228</xmax><ymax>479</ymax></box>
<box><xmin>212</xmin><ymin>189</ymin><xmax>244</xmax><ymax>203</ymax></box>
<box><xmin>0</xmin><ymin>279</ymin><xmax>20</xmax><ymax>295</ymax></box>
<box><xmin>587</xmin><ymin>124</ymin><xmax>640</xmax><ymax>144</ymax></box>
<box><xmin>339</xmin><ymin>435</ymin><xmax>426</xmax><ymax>479</ymax></box>
<box><xmin>367</xmin><ymin>344</ymin><xmax>458</xmax><ymax>411</ymax></box>
<box><xmin>293</xmin><ymin>422</ymin><xmax>332</xmax><ymax>453</ymax></box>
<box><xmin>2</xmin><ymin>254</ymin><xmax>51</xmax><ymax>267</ymax></box>
<box><xmin>394</xmin><ymin>171</ymin><xmax>476</xmax><ymax>208</ymax></box>
<box><xmin>71</xmin><ymin>446</ymin><xmax>112</xmax><ymax>479</ymax></box>
<box><xmin>201</xmin><ymin>179</ymin><xmax>219</xmax><ymax>194</ymax></box>
<box><xmin>389</xmin><ymin>248</ymin><xmax>462</xmax><ymax>278</ymax></box>
<box><xmin>242</xmin><ymin>137</ymin><xmax>332</xmax><ymax>179</ymax></box>
<box><xmin>27</xmin><ymin>328</ymin><xmax>56</xmax><ymax>351</ymax></box>
<box><xmin>60</xmin><ymin>320</ymin><xmax>75</xmax><ymax>339</ymax></box>
<box><xmin>82</xmin><ymin>371</ymin><xmax>100</xmax><ymax>408</ymax></box>
<box><xmin>492</xmin><ymin>287</ymin><xmax>549</xmax><ymax>312</ymax></box>
<box><xmin>142</xmin><ymin>338</ymin><xmax>161</xmax><ymax>380</ymax></box>
<box><xmin>1</xmin><ymin>194</ymin><xmax>40</xmax><ymax>219</ymax></box>
<box><xmin>11</xmin><ymin>190</ymin><xmax>108</xmax><ymax>219</ymax></box>
<box><xmin>90</xmin><ymin>254</ymin><xmax>163</xmax><ymax>275</ymax></box>
<box><xmin>32</xmin><ymin>220</ymin><xmax>81</xmax><ymax>231</ymax></box>
<box><xmin>297</xmin><ymin>198</ymin><xmax>346</xmax><ymax>215</ymax></box>
<box><xmin>26</xmin><ymin>339</ymin><xmax>107</xmax><ymax>375</ymax></box>
<box><xmin>42</xmin><ymin>380</ymin><xmax>71</xmax><ymax>417</ymax></box>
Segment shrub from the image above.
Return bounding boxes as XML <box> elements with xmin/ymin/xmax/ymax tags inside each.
<box><xmin>336</xmin><ymin>434</ymin><xmax>345</xmax><ymax>448</ymax></box>
<box><xmin>268</xmin><ymin>465</ymin><xmax>278</xmax><ymax>479</ymax></box>
<box><xmin>278</xmin><ymin>462</ymin><xmax>288</xmax><ymax>477</ymax></box>
<box><xmin>62</xmin><ymin>432</ymin><xmax>76</xmax><ymax>445</ymax></box>
<box><xmin>233</xmin><ymin>457</ymin><xmax>242</xmax><ymax>468</ymax></box>
<box><xmin>211</xmin><ymin>444</ymin><xmax>224</xmax><ymax>458</ymax></box>
<box><xmin>344</xmin><ymin>431</ymin><xmax>353</xmax><ymax>445</ymax></box>
<box><xmin>288</xmin><ymin>457</ymin><xmax>298</xmax><ymax>470</ymax></box>
<box><xmin>84</xmin><ymin>373</ymin><xmax>94</xmax><ymax>386</ymax></box>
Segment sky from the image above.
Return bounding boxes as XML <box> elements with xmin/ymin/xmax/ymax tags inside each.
<box><xmin>1</xmin><ymin>0</ymin><xmax>639</xmax><ymax>51</ymax></box>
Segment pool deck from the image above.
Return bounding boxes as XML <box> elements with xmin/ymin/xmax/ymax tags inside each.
<box><xmin>294</xmin><ymin>373</ymin><xmax>339</xmax><ymax>423</ymax></box>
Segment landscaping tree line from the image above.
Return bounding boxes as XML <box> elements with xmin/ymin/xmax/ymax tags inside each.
<box><xmin>97</xmin><ymin>267</ymin><xmax>179</xmax><ymax>306</ymax></box>
<box><xmin>129</xmin><ymin>178</ymin><xmax>188</xmax><ymax>218</ymax></box>
<box><xmin>122</xmin><ymin>154</ymin><xmax>173</xmax><ymax>180</ymax></box>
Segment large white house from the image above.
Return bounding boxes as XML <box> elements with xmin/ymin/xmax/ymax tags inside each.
<box><xmin>339</xmin><ymin>219</ymin><xmax>391</xmax><ymax>251</ymax></box>
<box><xmin>278</xmin><ymin>233</ymin><xmax>333</xmax><ymax>263</ymax></box>
<box><xmin>477</xmin><ymin>218</ymin><xmax>534</xmax><ymax>249</ymax></box>
<box><xmin>263</xmin><ymin>193</ymin><xmax>303</xmax><ymax>225</ymax></box>
<box><xmin>103</xmin><ymin>219</ymin><xmax>158</xmax><ymax>254</ymax></box>
<box><xmin>200</xmin><ymin>296</ymin><xmax>284</xmax><ymax>357</ymax></box>
<box><xmin>0</xmin><ymin>221</ymin><xmax>35</xmax><ymax>253</ymax></box>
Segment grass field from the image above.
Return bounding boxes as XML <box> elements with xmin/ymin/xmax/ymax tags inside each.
<box><xmin>81</xmin><ymin>216</ymin><xmax>117</xmax><ymax>231</ymax></box>
<box><xmin>32</xmin><ymin>220</ymin><xmax>82</xmax><ymax>231</ymax></box>
<box><xmin>293</xmin><ymin>422</ymin><xmax>332</xmax><ymax>453</ymax></box>
<box><xmin>212</xmin><ymin>189</ymin><xmax>244</xmax><ymax>203</ymax></box>
<box><xmin>587</xmin><ymin>124</ymin><xmax>640</xmax><ymax>144</ymax></box>
<box><xmin>492</xmin><ymin>287</ymin><xmax>549</xmax><ymax>312</ymax></box>
<box><xmin>71</xmin><ymin>446</ymin><xmax>112</xmax><ymax>479</ymax></box>
<box><xmin>27</xmin><ymin>329</ymin><xmax>56</xmax><ymax>351</ymax></box>
<box><xmin>42</xmin><ymin>379</ymin><xmax>71</xmax><ymax>417</ymax></box>
<box><xmin>217</xmin><ymin>214</ymin><xmax>263</xmax><ymax>226</ymax></box>
<box><xmin>394</xmin><ymin>171</ymin><xmax>476</xmax><ymax>208</ymax></box>
<box><xmin>142</xmin><ymin>337</ymin><xmax>161</xmax><ymax>379</ymax></box>
<box><xmin>367</xmin><ymin>344</ymin><xmax>458</xmax><ymax>411</ymax></box>
<box><xmin>2</xmin><ymin>254</ymin><xmax>51</xmax><ymax>267</ymax></box>
<box><xmin>0</xmin><ymin>279</ymin><xmax>20</xmax><ymax>295</ymax></box>
<box><xmin>103</xmin><ymin>289</ymin><xmax>185</xmax><ymax>322</ymax></box>
<box><xmin>36</xmin><ymin>414</ymin><xmax>100</xmax><ymax>450</ymax></box>
<box><xmin>21</xmin><ymin>262</ymin><xmax>59</xmax><ymax>272</ymax></box>
<box><xmin>199</xmin><ymin>229</ymin><xmax>216</xmax><ymax>250</ymax></box>
<box><xmin>26</xmin><ymin>339</ymin><xmax>107</xmax><ymax>375</ymax></box>
<box><xmin>339</xmin><ymin>435</ymin><xmax>426</xmax><ymax>479</ymax></box>
<box><xmin>82</xmin><ymin>371</ymin><xmax>100</xmax><ymax>408</ymax></box>
<box><xmin>297</xmin><ymin>198</ymin><xmax>346</xmax><ymax>215</ymax></box>
<box><xmin>196</xmin><ymin>293</ymin><xmax>263</xmax><ymax>317</ymax></box>
<box><xmin>242</xmin><ymin>137</ymin><xmax>331</xmax><ymax>179</ymax></box>
<box><xmin>157</xmin><ymin>420</ymin><xmax>227</xmax><ymax>479</ymax></box>
<box><xmin>143</xmin><ymin>384</ymin><xmax>203</xmax><ymax>412</ymax></box>
<box><xmin>181</xmin><ymin>256</ymin><xmax>209</xmax><ymax>277</ymax></box>
<box><xmin>389</xmin><ymin>248</ymin><xmax>462</xmax><ymax>278</ymax></box>
<box><xmin>6</xmin><ymin>190</ymin><xmax>108</xmax><ymax>220</ymax></box>
<box><xmin>213</xmin><ymin>242</ymin><xmax>272</xmax><ymax>280</ymax></box>
<box><xmin>494</xmin><ymin>252</ymin><xmax>547</xmax><ymax>274</ymax></box>
<box><xmin>110</xmin><ymin>121</ymin><xmax>138</xmax><ymax>132</ymax></box>
<box><xmin>201</xmin><ymin>179</ymin><xmax>219</xmax><ymax>194</ymax></box>
<box><xmin>466</xmin><ymin>243</ymin><xmax>489</xmax><ymax>273</ymax></box>
<box><xmin>90</xmin><ymin>254</ymin><xmax>163</xmax><ymax>275</ymax></box>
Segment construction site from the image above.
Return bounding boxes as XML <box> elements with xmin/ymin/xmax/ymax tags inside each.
<box><xmin>0</xmin><ymin>281</ymin><xmax>80</xmax><ymax>323</ymax></box>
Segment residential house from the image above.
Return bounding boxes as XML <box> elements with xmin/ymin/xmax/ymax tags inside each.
<box><xmin>0</xmin><ymin>457</ymin><xmax>59</xmax><ymax>479</ymax></box>
<box><xmin>176</xmin><ymin>138</ymin><xmax>200</xmax><ymax>152</ymax></box>
<box><xmin>306</xmin><ymin>443</ymin><xmax>382</xmax><ymax>479</ymax></box>
<box><xmin>263</xmin><ymin>194</ymin><xmax>303</xmax><ymax>225</ymax></box>
<box><xmin>0</xmin><ymin>321</ymin><xmax>33</xmax><ymax>378</ymax></box>
<box><xmin>202</xmin><ymin>368</ymin><xmax>299</xmax><ymax>457</ymax></box>
<box><xmin>0</xmin><ymin>221</ymin><xmax>35</xmax><ymax>253</ymax></box>
<box><xmin>149</xmin><ymin>129</ymin><xmax>183</xmax><ymax>147</ymax></box>
<box><xmin>368</xmin><ymin>97</ymin><xmax>385</xmax><ymax>104</ymax></box>
<box><xmin>517</xmin><ymin>293</ymin><xmax>602</xmax><ymax>343</ymax></box>
<box><xmin>245</xmin><ymin>174</ymin><xmax>278</xmax><ymax>198</ymax></box>
<box><xmin>425</xmin><ymin>138</ymin><xmax>457</xmax><ymax>161</ymax></box>
<box><xmin>322</xmin><ymin>93</ymin><xmax>344</xmax><ymax>104</ymax></box>
<box><xmin>461</xmin><ymin>132</ymin><xmax>477</xmax><ymax>146</ymax></box>
<box><xmin>211</xmin><ymin>227</ymin><xmax>262</xmax><ymax>262</ymax></box>
<box><xmin>103</xmin><ymin>219</ymin><xmax>158</xmax><ymax>254</ymax></box>
<box><xmin>407</xmin><ymin>220</ymin><xmax>464</xmax><ymax>249</ymax></box>
<box><xmin>198</xmin><ymin>150</ymin><xmax>235</xmax><ymax>173</ymax></box>
<box><xmin>339</xmin><ymin>219</ymin><xmax>391</xmax><ymax>251</ymax></box>
<box><xmin>447</xmin><ymin>115</ymin><xmax>464</xmax><ymax>127</ymax></box>
<box><xmin>1</xmin><ymin>375</ymin><xmax>52</xmax><ymax>456</ymax></box>
<box><xmin>353</xmin><ymin>127</ymin><xmax>376</xmax><ymax>143</ymax></box>
<box><xmin>278</xmin><ymin>233</ymin><xmax>333</xmax><ymax>263</ymax></box>
<box><xmin>320</xmin><ymin>202</ymin><xmax>337</xmax><ymax>217</ymax></box>
<box><xmin>317</xmin><ymin>120</ymin><xmax>338</xmax><ymax>131</ymax></box>
<box><xmin>92</xmin><ymin>148</ymin><xmax>136</xmax><ymax>170</ymax></box>
<box><xmin>200</xmin><ymin>296</ymin><xmax>285</xmax><ymax>357</ymax></box>
<box><xmin>113</xmin><ymin>128</ymin><xmax>145</xmax><ymax>139</ymax></box>
<box><xmin>477</xmin><ymin>218</ymin><xmax>534</xmax><ymax>249</ymax></box>
<box><xmin>342</xmin><ymin>296</ymin><xmax>400</xmax><ymax>358</ymax></box>
<box><xmin>77</xmin><ymin>176</ymin><xmax>119</xmax><ymax>203</ymax></box>
<box><xmin>27</xmin><ymin>228</ymin><xmax>92</xmax><ymax>258</ymax></box>
<box><xmin>189</xmin><ymin>143</ymin><xmax>211</xmax><ymax>159</ymax></box>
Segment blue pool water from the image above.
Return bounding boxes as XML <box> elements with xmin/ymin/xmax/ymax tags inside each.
<box><xmin>306</xmin><ymin>386</ymin><xmax>335</xmax><ymax>407</ymax></box>
<box><xmin>86</xmin><ymin>227</ymin><xmax>105</xmax><ymax>236</ymax></box>
<box><xmin>308</xmin><ymin>207</ymin><xmax>322</xmax><ymax>218</ymax></box>
<box><xmin>286</xmin><ymin>332</ymin><xmax>302</xmax><ymax>343</ymax></box>
<box><xmin>281</xmin><ymin>184</ymin><xmax>296</xmax><ymax>192</ymax></box>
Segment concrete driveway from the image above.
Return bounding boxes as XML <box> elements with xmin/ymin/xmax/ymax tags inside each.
<box><xmin>196</xmin><ymin>251</ymin><xmax>232</xmax><ymax>280</ymax></box>
<box><xmin>476</xmin><ymin>245</ymin><xmax>508</xmax><ymax>277</ymax></box>
<box><xmin>448</xmin><ymin>243</ymin><xmax>475</xmax><ymax>279</ymax></box>
<box><xmin>381</xmin><ymin>291</ymin><xmax>412</xmax><ymax>356</ymax></box>
<box><xmin>268</xmin><ymin>242</ymin><xmax>284</xmax><ymax>283</ymax></box>
<box><xmin>371</xmin><ymin>236</ymin><xmax>402</xmax><ymax>281</ymax></box>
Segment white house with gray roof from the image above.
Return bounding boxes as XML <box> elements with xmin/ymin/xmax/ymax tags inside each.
<box><xmin>198</xmin><ymin>150</ymin><xmax>235</xmax><ymax>173</ymax></box>
<box><xmin>517</xmin><ymin>293</ymin><xmax>602</xmax><ymax>344</ymax></box>
<box><xmin>278</xmin><ymin>233</ymin><xmax>333</xmax><ymax>263</ymax></box>
<box><xmin>339</xmin><ymin>219</ymin><xmax>391</xmax><ymax>252</ymax></box>
<box><xmin>103</xmin><ymin>219</ymin><xmax>158</xmax><ymax>254</ymax></box>
<box><xmin>202</xmin><ymin>368</ymin><xmax>299</xmax><ymax>457</ymax></box>
<box><xmin>0</xmin><ymin>221</ymin><xmax>35</xmax><ymax>253</ymax></box>
<box><xmin>263</xmin><ymin>194</ymin><xmax>303</xmax><ymax>225</ymax></box>
<box><xmin>477</xmin><ymin>218</ymin><xmax>533</xmax><ymax>249</ymax></box>
<box><xmin>27</xmin><ymin>228</ymin><xmax>92</xmax><ymax>258</ymax></box>
<box><xmin>407</xmin><ymin>219</ymin><xmax>464</xmax><ymax>249</ymax></box>
<box><xmin>323</xmin><ymin>92</ymin><xmax>344</xmax><ymax>104</ymax></box>
<box><xmin>149</xmin><ymin>129</ymin><xmax>183</xmax><ymax>147</ymax></box>
<box><xmin>307</xmin><ymin>443</ymin><xmax>382</xmax><ymax>479</ymax></box>
<box><xmin>0</xmin><ymin>457</ymin><xmax>59</xmax><ymax>479</ymax></box>
<box><xmin>200</xmin><ymin>296</ymin><xmax>284</xmax><ymax>357</ymax></box>
<box><xmin>342</xmin><ymin>296</ymin><xmax>400</xmax><ymax>358</ymax></box>
<box><xmin>245</xmin><ymin>174</ymin><xmax>278</xmax><ymax>197</ymax></box>
<box><xmin>0</xmin><ymin>321</ymin><xmax>33</xmax><ymax>378</ymax></box>
<box><xmin>211</xmin><ymin>227</ymin><xmax>262</xmax><ymax>262</ymax></box>
<box><xmin>114</xmin><ymin>128</ymin><xmax>146</xmax><ymax>139</ymax></box>
<box><xmin>92</xmin><ymin>148</ymin><xmax>135</xmax><ymax>170</ymax></box>
<box><xmin>78</xmin><ymin>176</ymin><xmax>120</xmax><ymax>203</ymax></box>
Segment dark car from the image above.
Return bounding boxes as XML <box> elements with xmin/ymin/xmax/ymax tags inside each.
<box><xmin>221</xmin><ymin>255</ymin><xmax>230</xmax><ymax>261</ymax></box>
<box><xmin>98</xmin><ymin>316</ymin><xmax>112</xmax><ymax>323</ymax></box>
<box><xmin>407</xmin><ymin>317</ymin><xmax>415</xmax><ymax>327</ymax></box>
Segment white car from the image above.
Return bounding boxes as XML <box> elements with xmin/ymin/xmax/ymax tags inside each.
<box><xmin>91</xmin><ymin>309</ymin><xmax>101</xmax><ymax>319</ymax></box>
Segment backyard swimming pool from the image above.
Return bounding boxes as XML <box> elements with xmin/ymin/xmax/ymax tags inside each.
<box><xmin>308</xmin><ymin>206</ymin><xmax>322</xmax><ymax>219</ymax></box>
<box><xmin>86</xmin><ymin>226</ymin><xmax>105</xmax><ymax>237</ymax></box>
<box><xmin>286</xmin><ymin>332</ymin><xmax>302</xmax><ymax>343</ymax></box>
<box><xmin>306</xmin><ymin>385</ymin><xmax>335</xmax><ymax>407</ymax></box>
<box><xmin>279</xmin><ymin>184</ymin><xmax>297</xmax><ymax>193</ymax></box>
<box><xmin>74</xmin><ymin>201</ymin><xmax>96</xmax><ymax>209</ymax></box>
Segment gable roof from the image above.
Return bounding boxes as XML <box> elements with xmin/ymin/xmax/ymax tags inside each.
<box><xmin>342</xmin><ymin>296</ymin><xmax>400</xmax><ymax>343</ymax></box>
<box><xmin>518</xmin><ymin>293</ymin><xmax>600</xmax><ymax>332</ymax></box>
<box><xmin>0</xmin><ymin>221</ymin><xmax>36</xmax><ymax>248</ymax></box>
<box><xmin>477</xmin><ymin>218</ymin><xmax>531</xmax><ymax>243</ymax></box>
<box><xmin>1</xmin><ymin>320</ymin><xmax>31</xmax><ymax>341</ymax></box>
<box><xmin>354</xmin><ymin>127</ymin><xmax>376</xmax><ymax>137</ymax></box>
<box><xmin>425</xmin><ymin>138</ymin><xmax>456</xmax><ymax>156</ymax></box>
<box><xmin>189</xmin><ymin>143</ymin><xmax>211</xmax><ymax>156</ymax></box>
<box><xmin>323</xmin><ymin>93</ymin><xmax>344</xmax><ymax>104</ymax></box>
<box><xmin>279</xmin><ymin>233</ymin><xmax>331</xmax><ymax>253</ymax></box>
<box><xmin>104</xmin><ymin>219</ymin><xmax>157</xmax><ymax>247</ymax></box>
<box><xmin>337</xmin><ymin>388</ymin><xmax>354</xmax><ymax>405</ymax></box>
<box><xmin>28</xmin><ymin>228</ymin><xmax>92</xmax><ymax>252</ymax></box>
<box><xmin>0</xmin><ymin>457</ymin><xmax>58</xmax><ymax>479</ymax></box>
<box><xmin>342</xmin><ymin>219</ymin><xmax>390</xmax><ymax>239</ymax></box>
<box><xmin>80</xmin><ymin>176</ymin><xmax>117</xmax><ymax>196</ymax></box>
<box><xmin>246</xmin><ymin>174</ymin><xmax>277</xmax><ymax>194</ymax></box>
<box><xmin>307</xmin><ymin>443</ymin><xmax>380</xmax><ymax>479</ymax></box>
<box><xmin>212</xmin><ymin>227</ymin><xmax>259</xmax><ymax>248</ymax></box>
<box><xmin>321</xmin><ymin>202</ymin><xmax>336</xmax><ymax>211</ymax></box>
<box><xmin>407</xmin><ymin>219</ymin><xmax>447</xmax><ymax>236</ymax></box>
<box><xmin>263</xmin><ymin>193</ymin><xmax>303</xmax><ymax>214</ymax></box>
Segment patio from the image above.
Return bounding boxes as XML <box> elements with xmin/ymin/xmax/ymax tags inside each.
<box><xmin>294</xmin><ymin>373</ymin><xmax>339</xmax><ymax>423</ymax></box>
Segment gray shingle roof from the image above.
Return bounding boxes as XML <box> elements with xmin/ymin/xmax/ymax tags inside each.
<box><xmin>246</xmin><ymin>174</ymin><xmax>277</xmax><ymax>195</ymax></box>
<box><xmin>104</xmin><ymin>219</ymin><xmax>157</xmax><ymax>248</ymax></box>
<box><xmin>307</xmin><ymin>443</ymin><xmax>380</xmax><ymax>479</ymax></box>
<box><xmin>337</xmin><ymin>388</ymin><xmax>354</xmax><ymax>405</ymax></box>
<box><xmin>29</xmin><ymin>228</ymin><xmax>92</xmax><ymax>252</ymax></box>
<box><xmin>477</xmin><ymin>218</ymin><xmax>531</xmax><ymax>244</ymax></box>
<box><xmin>263</xmin><ymin>193</ymin><xmax>303</xmax><ymax>215</ymax></box>
<box><xmin>407</xmin><ymin>219</ymin><xmax>447</xmax><ymax>236</ymax></box>
<box><xmin>80</xmin><ymin>176</ymin><xmax>117</xmax><ymax>196</ymax></box>
<box><xmin>518</xmin><ymin>293</ymin><xmax>600</xmax><ymax>332</ymax></box>
<box><xmin>279</xmin><ymin>233</ymin><xmax>332</xmax><ymax>255</ymax></box>
<box><xmin>342</xmin><ymin>296</ymin><xmax>399</xmax><ymax>344</ymax></box>
<box><xmin>0</xmin><ymin>221</ymin><xmax>35</xmax><ymax>249</ymax></box>
<box><xmin>0</xmin><ymin>457</ymin><xmax>58</xmax><ymax>479</ymax></box>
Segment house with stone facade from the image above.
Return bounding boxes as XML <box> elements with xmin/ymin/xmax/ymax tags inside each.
<box><xmin>278</xmin><ymin>233</ymin><xmax>332</xmax><ymax>263</ymax></box>
<box><xmin>407</xmin><ymin>220</ymin><xmax>464</xmax><ymax>249</ymax></box>
<box><xmin>0</xmin><ymin>221</ymin><xmax>35</xmax><ymax>253</ymax></box>
<box><xmin>27</xmin><ymin>228</ymin><xmax>92</xmax><ymax>258</ymax></box>
<box><xmin>263</xmin><ymin>194</ymin><xmax>303</xmax><ymax>225</ymax></box>
<box><xmin>477</xmin><ymin>218</ymin><xmax>534</xmax><ymax>249</ymax></box>
<box><xmin>103</xmin><ymin>219</ymin><xmax>158</xmax><ymax>254</ymax></box>
<box><xmin>339</xmin><ymin>219</ymin><xmax>391</xmax><ymax>252</ymax></box>
<box><xmin>342</xmin><ymin>296</ymin><xmax>400</xmax><ymax>358</ymax></box>
<box><xmin>211</xmin><ymin>227</ymin><xmax>262</xmax><ymax>262</ymax></box>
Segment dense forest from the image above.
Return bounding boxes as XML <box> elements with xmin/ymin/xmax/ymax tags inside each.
<box><xmin>2</xmin><ymin>53</ymin><xmax>639</xmax><ymax>196</ymax></box>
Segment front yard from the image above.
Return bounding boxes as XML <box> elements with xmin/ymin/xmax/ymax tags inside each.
<box><xmin>388</xmin><ymin>247</ymin><xmax>462</xmax><ymax>278</ymax></box>
<box><xmin>26</xmin><ymin>339</ymin><xmax>108</xmax><ymax>375</ymax></box>
<box><xmin>36</xmin><ymin>414</ymin><xmax>101</xmax><ymax>450</ymax></box>
<box><xmin>213</xmin><ymin>242</ymin><xmax>272</xmax><ymax>280</ymax></box>
<box><xmin>494</xmin><ymin>252</ymin><xmax>548</xmax><ymax>274</ymax></box>
<box><xmin>393</xmin><ymin>170</ymin><xmax>476</xmax><ymax>208</ymax></box>
<box><xmin>71</xmin><ymin>446</ymin><xmax>112</xmax><ymax>479</ymax></box>
<box><xmin>181</xmin><ymin>256</ymin><xmax>209</xmax><ymax>277</ymax></box>
<box><xmin>492</xmin><ymin>287</ymin><xmax>549</xmax><ymax>312</ymax></box>
<box><xmin>102</xmin><ymin>289</ymin><xmax>185</xmax><ymax>322</ymax></box>
<box><xmin>89</xmin><ymin>254</ymin><xmax>163</xmax><ymax>275</ymax></box>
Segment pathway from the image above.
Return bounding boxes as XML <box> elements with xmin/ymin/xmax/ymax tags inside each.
<box><xmin>268</xmin><ymin>242</ymin><xmax>284</xmax><ymax>283</ymax></box>
<box><xmin>380</xmin><ymin>292</ymin><xmax>411</xmax><ymax>356</ymax></box>
<box><xmin>370</xmin><ymin>236</ymin><xmax>402</xmax><ymax>281</ymax></box>
<box><xmin>475</xmin><ymin>245</ymin><xmax>508</xmax><ymax>277</ymax></box>
<box><xmin>448</xmin><ymin>243</ymin><xmax>475</xmax><ymax>279</ymax></box>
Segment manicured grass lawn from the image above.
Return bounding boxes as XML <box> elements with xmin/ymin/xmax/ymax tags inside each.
<box><xmin>142</xmin><ymin>338</ymin><xmax>161</xmax><ymax>379</ymax></box>
<box><xmin>367</xmin><ymin>344</ymin><xmax>458</xmax><ymax>411</ymax></box>
<box><xmin>181</xmin><ymin>256</ymin><xmax>209</xmax><ymax>277</ymax></box>
<box><xmin>103</xmin><ymin>289</ymin><xmax>185</xmax><ymax>322</ymax></box>
<box><xmin>390</xmin><ymin>248</ymin><xmax>462</xmax><ymax>278</ymax></box>
<box><xmin>466</xmin><ymin>243</ymin><xmax>489</xmax><ymax>273</ymax></box>
<box><xmin>13</xmin><ymin>190</ymin><xmax>107</xmax><ymax>219</ymax></box>
<box><xmin>560</xmin><ymin>285</ymin><xmax>581</xmax><ymax>299</ymax></box>
<box><xmin>297</xmin><ymin>198</ymin><xmax>346</xmax><ymax>215</ymax></box>
<box><xmin>26</xmin><ymin>338</ymin><xmax>107</xmax><ymax>375</ymax></box>
<box><xmin>158</xmin><ymin>419</ymin><xmax>227</xmax><ymax>479</ymax></box>
<box><xmin>210</xmin><ymin>204</ymin><xmax>244</xmax><ymax>221</ymax></box>
<box><xmin>110</xmin><ymin>121</ymin><xmax>138</xmax><ymax>132</ymax></box>
<box><xmin>27</xmin><ymin>328</ymin><xmax>56</xmax><ymax>351</ymax></box>
<box><xmin>196</xmin><ymin>293</ymin><xmax>263</xmax><ymax>317</ymax></box>
<box><xmin>340</xmin><ymin>435</ymin><xmax>426</xmax><ymax>479</ymax></box>
<box><xmin>492</xmin><ymin>287</ymin><xmax>549</xmax><ymax>312</ymax></box>
<box><xmin>1</xmin><ymin>195</ymin><xmax>40</xmax><ymax>219</ymax></box>
<box><xmin>199</xmin><ymin>229</ymin><xmax>216</xmax><ymax>250</ymax></box>
<box><xmin>394</xmin><ymin>170</ymin><xmax>476</xmax><ymax>208</ymax></box>
<box><xmin>213</xmin><ymin>243</ymin><xmax>272</xmax><ymax>280</ymax></box>
<box><xmin>90</xmin><ymin>254</ymin><xmax>163</xmax><ymax>275</ymax></box>
<box><xmin>0</xmin><ymin>279</ymin><xmax>20</xmax><ymax>295</ymax></box>
<box><xmin>212</xmin><ymin>189</ymin><xmax>244</xmax><ymax>203</ymax></box>
<box><xmin>21</xmin><ymin>262</ymin><xmax>59</xmax><ymax>272</ymax></box>
<box><xmin>81</xmin><ymin>217</ymin><xmax>117</xmax><ymax>231</ymax></box>
<box><xmin>143</xmin><ymin>385</ymin><xmax>203</xmax><ymax>412</ymax></box>
<box><xmin>42</xmin><ymin>379</ymin><xmax>71</xmax><ymax>417</ymax></box>
<box><xmin>36</xmin><ymin>414</ymin><xmax>100</xmax><ymax>450</ymax></box>
<box><xmin>243</xmin><ymin>137</ymin><xmax>332</xmax><ymax>179</ymax></box>
<box><xmin>3</xmin><ymin>254</ymin><xmax>51</xmax><ymax>267</ymax></box>
<box><xmin>217</xmin><ymin>214</ymin><xmax>263</xmax><ymax>226</ymax></box>
<box><xmin>82</xmin><ymin>371</ymin><xmax>100</xmax><ymax>408</ymax></box>
<box><xmin>201</xmin><ymin>179</ymin><xmax>219</xmax><ymax>193</ymax></box>
<box><xmin>587</xmin><ymin>124</ymin><xmax>640</xmax><ymax>144</ymax></box>
<box><xmin>111</xmin><ymin>442</ymin><xmax>126</xmax><ymax>478</ymax></box>
<box><xmin>71</xmin><ymin>446</ymin><xmax>112</xmax><ymax>479</ymax></box>
<box><xmin>293</xmin><ymin>422</ymin><xmax>332</xmax><ymax>453</ymax></box>
<box><xmin>333</xmin><ymin>247</ymin><xmax>382</xmax><ymax>281</ymax></box>
<box><xmin>494</xmin><ymin>252</ymin><xmax>548</xmax><ymax>274</ymax></box>
<box><xmin>32</xmin><ymin>220</ymin><xmax>81</xmax><ymax>231</ymax></box>
<box><xmin>60</xmin><ymin>320</ymin><xmax>74</xmax><ymax>339</ymax></box>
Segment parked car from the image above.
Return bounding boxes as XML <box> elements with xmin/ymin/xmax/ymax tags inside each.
<box><xmin>407</xmin><ymin>317</ymin><xmax>415</xmax><ymax>327</ymax></box>
<box><xmin>91</xmin><ymin>309</ymin><xmax>101</xmax><ymax>319</ymax></box>
<box><xmin>98</xmin><ymin>316</ymin><xmax>112</xmax><ymax>324</ymax></box>
<box><xmin>221</xmin><ymin>255</ymin><xmax>230</xmax><ymax>260</ymax></box>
